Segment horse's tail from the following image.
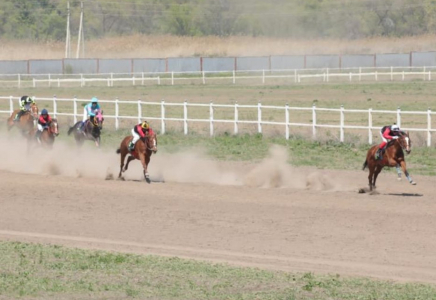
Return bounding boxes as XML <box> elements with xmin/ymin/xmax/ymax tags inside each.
<box><xmin>362</xmin><ymin>159</ymin><xmax>368</xmax><ymax>170</ymax></box>
<box><xmin>67</xmin><ymin>126</ymin><xmax>75</xmax><ymax>136</ymax></box>
<box><xmin>116</xmin><ymin>148</ymin><xmax>121</xmax><ymax>154</ymax></box>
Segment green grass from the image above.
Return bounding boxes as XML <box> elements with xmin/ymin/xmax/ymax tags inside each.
<box><xmin>1</xmin><ymin>241</ymin><xmax>436</xmax><ymax>299</ymax></box>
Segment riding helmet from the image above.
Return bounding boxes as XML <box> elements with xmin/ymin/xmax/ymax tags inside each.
<box><xmin>141</xmin><ymin>121</ymin><xmax>149</xmax><ymax>129</ymax></box>
<box><xmin>41</xmin><ymin>109</ymin><xmax>48</xmax><ymax>115</ymax></box>
<box><xmin>391</xmin><ymin>124</ymin><xmax>400</xmax><ymax>131</ymax></box>
<box><xmin>91</xmin><ymin>97</ymin><xmax>98</xmax><ymax>103</ymax></box>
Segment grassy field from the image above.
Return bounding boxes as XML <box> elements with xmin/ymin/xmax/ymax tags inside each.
<box><xmin>1</xmin><ymin>81</ymin><xmax>436</xmax><ymax>175</ymax></box>
<box><xmin>1</xmin><ymin>241</ymin><xmax>436</xmax><ymax>300</ymax></box>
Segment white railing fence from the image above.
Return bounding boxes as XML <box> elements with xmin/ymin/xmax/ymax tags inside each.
<box><xmin>0</xmin><ymin>66</ymin><xmax>435</xmax><ymax>88</ymax></box>
<box><xmin>0</xmin><ymin>96</ymin><xmax>434</xmax><ymax>146</ymax></box>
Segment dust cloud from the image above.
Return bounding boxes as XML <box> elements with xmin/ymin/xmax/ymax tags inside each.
<box><xmin>0</xmin><ymin>135</ymin><xmax>352</xmax><ymax>192</ymax></box>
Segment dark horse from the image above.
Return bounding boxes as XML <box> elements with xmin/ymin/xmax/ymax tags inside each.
<box><xmin>362</xmin><ymin>131</ymin><xmax>416</xmax><ymax>191</ymax></box>
<box><xmin>6</xmin><ymin>104</ymin><xmax>39</xmax><ymax>135</ymax></box>
<box><xmin>28</xmin><ymin>119</ymin><xmax>59</xmax><ymax>150</ymax></box>
<box><xmin>116</xmin><ymin>133</ymin><xmax>158</xmax><ymax>183</ymax></box>
<box><xmin>67</xmin><ymin>110</ymin><xmax>104</xmax><ymax>147</ymax></box>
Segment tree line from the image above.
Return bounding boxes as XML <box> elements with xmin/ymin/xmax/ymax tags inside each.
<box><xmin>1</xmin><ymin>0</ymin><xmax>435</xmax><ymax>41</ymax></box>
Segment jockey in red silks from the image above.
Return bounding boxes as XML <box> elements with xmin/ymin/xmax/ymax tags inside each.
<box><xmin>129</xmin><ymin>121</ymin><xmax>154</xmax><ymax>151</ymax></box>
<box><xmin>375</xmin><ymin>124</ymin><xmax>402</xmax><ymax>160</ymax></box>
<box><xmin>35</xmin><ymin>109</ymin><xmax>52</xmax><ymax>144</ymax></box>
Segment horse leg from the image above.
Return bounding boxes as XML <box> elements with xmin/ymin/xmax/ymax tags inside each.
<box><xmin>395</xmin><ymin>164</ymin><xmax>402</xmax><ymax>181</ymax></box>
<box><xmin>399</xmin><ymin>161</ymin><xmax>416</xmax><ymax>185</ymax></box>
<box><xmin>368</xmin><ymin>165</ymin><xmax>374</xmax><ymax>191</ymax></box>
<box><xmin>139</xmin><ymin>153</ymin><xmax>151</xmax><ymax>183</ymax></box>
<box><xmin>372</xmin><ymin>165</ymin><xmax>383</xmax><ymax>189</ymax></box>
<box><xmin>123</xmin><ymin>155</ymin><xmax>135</xmax><ymax>172</ymax></box>
<box><xmin>118</xmin><ymin>152</ymin><xmax>126</xmax><ymax>179</ymax></box>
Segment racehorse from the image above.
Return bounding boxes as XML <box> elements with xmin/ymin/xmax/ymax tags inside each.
<box><xmin>28</xmin><ymin>118</ymin><xmax>59</xmax><ymax>150</ymax></box>
<box><xmin>362</xmin><ymin>131</ymin><xmax>416</xmax><ymax>191</ymax></box>
<box><xmin>67</xmin><ymin>110</ymin><xmax>104</xmax><ymax>147</ymax></box>
<box><xmin>116</xmin><ymin>133</ymin><xmax>158</xmax><ymax>183</ymax></box>
<box><xmin>6</xmin><ymin>104</ymin><xmax>39</xmax><ymax>135</ymax></box>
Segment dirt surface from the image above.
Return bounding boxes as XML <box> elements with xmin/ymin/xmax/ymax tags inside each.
<box><xmin>0</xmin><ymin>139</ymin><xmax>435</xmax><ymax>284</ymax></box>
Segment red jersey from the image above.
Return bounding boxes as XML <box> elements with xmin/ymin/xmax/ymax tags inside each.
<box><xmin>134</xmin><ymin>124</ymin><xmax>154</xmax><ymax>138</ymax></box>
<box><xmin>38</xmin><ymin>115</ymin><xmax>52</xmax><ymax>125</ymax></box>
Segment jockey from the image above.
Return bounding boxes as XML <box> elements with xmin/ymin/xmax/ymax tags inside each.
<box><xmin>375</xmin><ymin>124</ymin><xmax>402</xmax><ymax>159</ymax></box>
<box><xmin>129</xmin><ymin>121</ymin><xmax>153</xmax><ymax>151</ymax></box>
<box><xmin>35</xmin><ymin>109</ymin><xmax>52</xmax><ymax>144</ymax></box>
<box><xmin>78</xmin><ymin>97</ymin><xmax>101</xmax><ymax>131</ymax></box>
<box><xmin>15</xmin><ymin>95</ymin><xmax>35</xmax><ymax>121</ymax></box>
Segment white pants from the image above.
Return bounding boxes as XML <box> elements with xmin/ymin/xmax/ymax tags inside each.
<box><xmin>83</xmin><ymin>108</ymin><xmax>88</xmax><ymax>122</ymax></box>
<box><xmin>37</xmin><ymin>124</ymin><xmax>48</xmax><ymax>131</ymax></box>
<box><xmin>131</xmin><ymin>129</ymin><xmax>140</xmax><ymax>144</ymax></box>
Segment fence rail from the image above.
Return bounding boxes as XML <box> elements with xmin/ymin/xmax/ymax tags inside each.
<box><xmin>0</xmin><ymin>96</ymin><xmax>434</xmax><ymax>146</ymax></box>
<box><xmin>0</xmin><ymin>66</ymin><xmax>435</xmax><ymax>88</ymax></box>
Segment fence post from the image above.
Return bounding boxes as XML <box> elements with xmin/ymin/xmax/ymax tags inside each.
<box><xmin>257</xmin><ymin>102</ymin><xmax>262</xmax><ymax>134</ymax></box>
<box><xmin>171</xmin><ymin>72</ymin><xmax>174</xmax><ymax>86</ymax></box>
<box><xmin>424</xmin><ymin>66</ymin><xmax>426</xmax><ymax>81</ymax></box>
<box><xmin>402</xmin><ymin>71</ymin><xmax>405</xmax><ymax>81</ymax></box>
<box><xmin>326</xmin><ymin>68</ymin><xmax>329</xmax><ymax>82</ymax></box>
<box><xmin>340</xmin><ymin>105</ymin><xmax>344</xmax><ymax>142</ymax></box>
<box><xmin>111</xmin><ymin>73</ymin><xmax>114</xmax><ymax>87</ymax></box>
<box><xmin>132</xmin><ymin>76</ymin><xmax>135</xmax><ymax>86</ymax></box>
<box><xmin>137</xmin><ymin>100</ymin><xmax>142</xmax><ymax>123</ymax></box>
<box><xmin>141</xmin><ymin>72</ymin><xmax>144</xmax><ymax>85</ymax></box>
<box><xmin>48</xmin><ymin>74</ymin><xmax>51</xmax><ymax>87</ymax></box>
<box><xmin>312</xmin><ymin>104</ymin><xmax>317</xmax><ymax>138</ymax></box>
<box><xmin>209</xmin><ymin>101</ymin><xmax>214</xmax><ymax>136</ymax></box>
<box><xmin>73</xmin><ymin>96</ymin><xmax>77</xmax><ymax>124</ymax></box>
<box><xmin>262</xmin><ymin>69</ymin><xmax>265</xmax><ymax>84</ymax></box>
<box><xmin>396</xmin><ymin>107</ymin><xmax>401</xmax><ymax>127</ymax></box>
<box><xmin>80</xmin><ymin>74</ymin><xmax>84</xmax><ymax>87</ymax></box>
<box><xmin>33</xmin><ymin>78</ymin><xmax>35</xmax><ymax>88</ymax></box>
<box><xmin>429</xmin><ymin>70</ymin><xmax>432</xmax><ymax>81</ymax></box>
<box><xmin>115</xmin><ymin>97</ymin><xmax>119</xmax><ymax>130</ymax></box>
<box><xmin>18</xmin><ymin>74</ymin><xmax>20</xmax><ymax>88</ymax></box>
<box><xmin>183</xmin><ymin>100</ymin><xmax>188</xmax><ymax>135</ymax></box>
<box><xmin>232</xmin><ymin>70</ymin><xmax>236</xmax><ymax>84</ymax></box>
<box><xmin>202</xmin><ymin>71</ymin><xmax>206</xmax><ymax>85</ymax></box>
<box><xmin>390</xmin><ymin>66</ymin><xmax>393</xmax><ymax>81</ymax></box>
<box><xmin>53</xmin><ymin>95</ymin><xmax>57</xmax><ymax>118</ymax></box>
<box><xmin>9</xmin><ymin>96</ymin><xmax>13</xmax><ymax>114</ymax></box>
<box><xmin>58</xmin><ymin>78</ymin><xmax>60</xmax><ymax>87</ymax></box>
<box><xmin>375</xmin><ymin>71</ymin><xmax>378</xmax><ymax>81</ymax></box>
<box><xmin>285</xmin><ymin>103</ymin><xmax>290</xmax><ymax>140</ymax></box>
<box><xmin>234</xmin><ymin>102</ymin><xmax>238</xmax><ymax>134</ymax></box>
<box><xmin>158</xmin><ymin>76</ymin><xmax>161</xmax><ymax>85</ymax></box>
<box><xmin>368</xmin><ymin>108</ymin><xmax>373</xmax><ymax>144</ymax></box>
<box><xmin>294</xmin><ymin>69</ymin><xmax>297</xmax><ymax>83</ymax></box>
<box><xmin>428</xmin><ymin>108</ymin><xmax>432</xmax><ymax>147</ymax></box>
<box><xmin>161</xmin><ymin>100</ymin><xmax>166</xmax><ymax>134</ymax></box>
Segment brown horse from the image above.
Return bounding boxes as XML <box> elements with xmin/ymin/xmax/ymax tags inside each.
<box><xmin>362</xmin><ymin>131</ymin><xmax>416</xmax><ymax>191</ymax></box>
<box><xmin>67</xmin><ymin>110</ymin><xmax>104</xmax><ymax>147</ymax></box>
<box><xmin>116</xmin><ymin>133</ymin><xmax>158</xmax><ymax>183</ymax></box>
<box><xmin>6</xmin><ymin>104</ymin><xmax>39</xmax><ymax>134</ymax></box>
<box><xmin>28</xmin><ymin>119</ymin><xmax>59</xmax><ymax>149</ymax></box>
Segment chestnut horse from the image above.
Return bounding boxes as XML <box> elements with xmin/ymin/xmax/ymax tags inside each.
<box><xmin>28</xmin><ymin>119</ymin><xmax>59</xmax><ymax>149</ymax></box>
<box><xmin>67</xmin><ymin>110</ymin><xmax>104</xmax><ymax>147</ymax></box>
<box><xmin>6</xmin><ymin>104</ymin><xmax>39</xmax><ymax>135</ymax></box>
<box><xmin>116</xmin><ymin>133</ymin><xmax>158</xmax><ymax>183</ymax></box>
<box><xmin>362</xmin><ymin>131</ymin><xmax>416</xmax><ymax>191</ymax></box>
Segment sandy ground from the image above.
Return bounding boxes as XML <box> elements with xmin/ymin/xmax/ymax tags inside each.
<box><xmin>0</xmin><ymin>138</ymin><xmax>435</xmax><ymax>284</ymax></box>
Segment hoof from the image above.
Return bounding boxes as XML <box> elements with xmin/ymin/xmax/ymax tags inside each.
<box><xmin>117</xmin><ymin>177</ymin><xmax>125</xmax><ymax>181</ymax></box>
<box><xmin>397</xmin><ymin>177</ymin><xmax>402</xmax><ymax>181</ymax></box>
<box><xmin>410</xmin><ymin>181</ymin><xmax>417</xmax><ymax>185</ymax></box>
<box><xmin>145</xmin><ymin>177</ymin><xmax>151</xmax><ymax>184</ymax></box>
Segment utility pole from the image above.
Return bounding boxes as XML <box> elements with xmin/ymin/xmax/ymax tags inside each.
<box><xmin>65</xmin><ymin>1</ymin><xmax>71</xmax><ymax>58</ymax></box>
<box><xmin>76</xmin><ymin>1</ymin><xmax>85</xmax><ymax>58</ymax></box>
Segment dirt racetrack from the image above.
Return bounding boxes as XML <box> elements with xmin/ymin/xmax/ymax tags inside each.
<box><xmin>0</xmin><ymin>140</ymin><xmax>435</xmax><ymax>284</ymax></box>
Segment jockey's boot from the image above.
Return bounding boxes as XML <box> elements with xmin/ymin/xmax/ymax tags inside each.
<box><xmin>128</xmin><ymin>142</ymin><xmax>135</xmax><ymax>151</ymax></box>
<box><xmin>375</xmin><ymin>148</ymin><xmax>383</xmax><ymax>160</ymax></box>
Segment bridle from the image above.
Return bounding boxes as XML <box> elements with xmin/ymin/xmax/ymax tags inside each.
<box><xmin>396</xmin><ymin>133</ymin><xmax>411</xmax><ymax>154</ymax></box>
